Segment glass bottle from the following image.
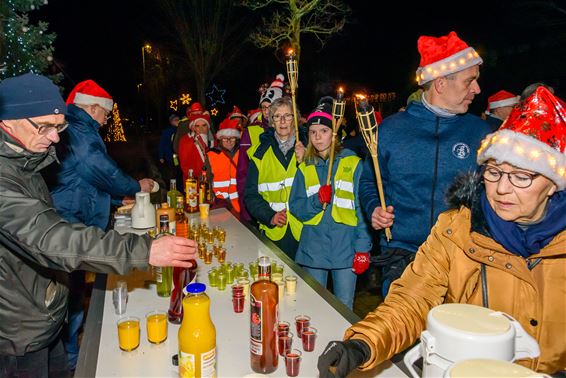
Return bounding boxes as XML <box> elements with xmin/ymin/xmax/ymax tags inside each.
<box><xmin>167</xmin><ymin>179</ymin><xmax>182</xmax><ymax>209</ymax></box>
<box><xmin>185</xmin><ymin>169</ymin><xmax>198</xmax><ymax>213</ymax></box>
<box><xmin>250</xmin><ymin>256</ymin><xmax>279</xmax><ymax>374</ymax></box>
<box><xmin>154</xmin><ymin>212</ymin><xmax>173</xmax><ymax>297</ymax></box>
<box><xmin>178</xmin><ymin>283</ymin><xmax>216</xmax><ymax>378</ymax></box>
<box><xmin>198</xmin><ymin>167</ymin><xmax>209</xmax><ymax>205</ymax></box>
<box><xmin>156</xmin><ymin>202</ymin><xmax>176</xmax><ymax>235</ymax></box>
<box><xmin>175</xmin><ymin>194</ymin><xmax>188</xmax><ymax>238</ymax></box>
<box><xmin>168</xmin><ymin>261</ymin><xmax>197</xmax><ymax>324</ymax></box>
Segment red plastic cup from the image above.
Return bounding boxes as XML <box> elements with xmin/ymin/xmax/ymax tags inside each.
<box><xmin>285</xmin><ymin>349</ymin><xmax>302</xmax><ymax>377</ymax></box>
<box><xmin>294</xmin><ymin>315</ymin><xmax>310</xmax><ymax>337</ymax></box>
<box><xmin>232</xmin><ymin>284</ymin><xmax>244</xmax><ymax>297</ymax></box>
<box><xmin>232</xmin><ymin>295</ymin><xmax>245</xmax><ymax>313</ymax></box>
<box><xmin>278</xmin><ymin>331</ymin><xmax>293</xmax><ymax>356</ymax></box>
<box><xmin>277</xmin><ymin>321</ymin><xmax>290</xmax><ymax>334</ymax></box>
<box><xmin>301</xmin><ymin>326</ymin><xmax>317</xmax><ymax>352</ymax></box>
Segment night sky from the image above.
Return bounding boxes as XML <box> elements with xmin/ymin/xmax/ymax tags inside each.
<box><xmin>37</xmin><ymin>0</ymin><xmax>565</xmax><ymax>124</ymax></box>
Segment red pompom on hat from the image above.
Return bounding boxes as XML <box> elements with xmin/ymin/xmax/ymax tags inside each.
<box><xmin>216</xmin><ymin>118</ymin><xmax>241</xmax><ymax>139</ymax></box>
<box><xmin>486</xmin><ymin>90</ymin><xmax>519</xmax><ymax>114</ymax></box>
<box><xmin>416</xmin><ymin>31</ymin><xmax>483</xmax><ymax>85</ymax></box>
<box><xmin>66</xmin><ymin>79</ymin><xmax>113</xmax><ymax>112</ymax></box>
<box><xmin>477</xmin><ymin>86</ymin><xmax>566</xmax><ymax>190</ymax></box>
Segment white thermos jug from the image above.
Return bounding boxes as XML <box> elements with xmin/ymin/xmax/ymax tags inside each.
<box><xmin>403</xmin><ymin>303</ymin><xmax>540</xmax><ymax>378</ymax></box>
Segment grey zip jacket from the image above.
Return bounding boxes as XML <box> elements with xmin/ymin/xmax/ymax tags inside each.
<box><xmin>0</xmin><ymin>129</ymin><xmax>151</xmax><ymax>356</ymax></box>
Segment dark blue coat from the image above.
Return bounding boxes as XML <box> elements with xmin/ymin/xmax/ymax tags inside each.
<box><xmin>50</xmin><ymin>105</ymin><xmax>140</xmax><ymax>230</ymax></box>
<box><xmin>359</xmin><ymin>100</ymin><xmax>491</xmax><ymax>253</ymax></box>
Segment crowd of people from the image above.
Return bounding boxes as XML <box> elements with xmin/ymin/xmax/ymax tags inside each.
<box><xmin>0</xmin><ymin>29</ymin><xmax>564</xmax><ymax>377</ymax></box>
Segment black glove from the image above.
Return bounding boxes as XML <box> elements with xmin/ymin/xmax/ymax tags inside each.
<box><xmin>317</xmin><ymin>339</ymin><xmax>370</xmax><ymax>378</ymax></box>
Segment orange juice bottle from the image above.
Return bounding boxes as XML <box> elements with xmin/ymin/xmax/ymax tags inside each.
<box><xmin>178</xmin><ymin>283</ymin><xmax>216</xmax><ymax>378</ymax></box>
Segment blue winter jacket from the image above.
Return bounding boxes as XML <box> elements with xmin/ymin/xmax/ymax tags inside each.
<box><xmin>359</xmin><ymin>100</ymin><xmax>490</xmax><ymax>253</ymax></box>
<box><xmin>158</xmin><ymin>125</ymin><xmax>176</xmax><ymax>165</ymax></box>
<box><xmin>290</xmin><ymin>148</ymin><xmax>372</xmax><ymax>269</ymax></box>
<box><xmin>49</xmin><ymin>105</ymin><xmax>140</xmax><ymax>230</ymax></box>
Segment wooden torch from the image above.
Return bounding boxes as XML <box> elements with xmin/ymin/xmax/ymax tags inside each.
<box><xmin>285</xmin><ymin>49</ymin><xmax>300</xmax><ymax>141</ymax></box>
<box><xmin>355</xmin><ymin>94</ymin><xmax>392</xmax><ymax>241</ymax></box>
<box><xmin>323</xmin><ymin>87</ymin><xmax>346</xmax><ymax>210</ymax></box>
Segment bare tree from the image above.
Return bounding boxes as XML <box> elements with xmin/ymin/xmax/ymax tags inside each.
<box><xmin>157</xmin><ymin>0</ymin><xmax>250</xmax><ymax>105</ymax></box>
<box><xmin>240</xmin><ymin>0</ymin><xmax>350</xmax><ymax>61</ymax></box>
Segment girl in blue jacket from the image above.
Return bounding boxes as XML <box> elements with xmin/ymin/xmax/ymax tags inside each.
<box><xmin>290</xmin><ymin>97</ymin><xmax>372</xmax><ymax>309</ymax></box>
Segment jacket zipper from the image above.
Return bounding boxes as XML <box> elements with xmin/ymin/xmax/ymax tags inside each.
<box><xmin>430</xmin><ymin>118</ymin><xmax>440</xmax><ymax>228</ymax></box>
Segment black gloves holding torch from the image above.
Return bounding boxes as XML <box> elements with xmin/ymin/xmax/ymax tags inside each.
<box><xmin>317</xmin><ymin>339</ymin><xmax>371</xmax><ymax>377</ymax></box>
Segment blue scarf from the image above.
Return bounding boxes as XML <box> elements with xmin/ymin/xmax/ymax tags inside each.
<box><xmin>480</xmin><ymin>190</ymin><xmax>566</xmax><ymax>258</ymax></box>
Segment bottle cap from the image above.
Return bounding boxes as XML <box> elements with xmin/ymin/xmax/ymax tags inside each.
<box><xmin>258</xmin><ymin>256</ymin><xmax>271</xmax><ymax>267</ymax></box>
<box><xmin>184</xmin><ymin>282</ymin><xmax>206</xmax><ymax>294</ymax></box>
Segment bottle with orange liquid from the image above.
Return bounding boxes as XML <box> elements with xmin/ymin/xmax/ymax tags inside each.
<box><xmin>185</xmin><ymin>169</ymin><xmax>198</xmax><ymax>213</ymax></box>
<box><xmin>178</xmin><ymin>283</ymin><xmax>216</xmax><ymax>378</ymax></box>
<box><xmin>250</xmin><ymin>256</ymin><xmax>279</xmax><ymax>374</ymax></box>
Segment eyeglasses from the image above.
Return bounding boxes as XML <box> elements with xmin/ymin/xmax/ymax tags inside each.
<box><xmin>261</xmin><ymin>104</ymin><xmax>271</xmax><ymax>111</ymax></box>
<box><xmin>26</xmin><ymin>118</ymin><xmax>69</xmax><ymax>135</ymax></box>
<box><xmin>272</xmin><ymin>113</ymin><xmax>293</xmax><ymax>122</ymax></box>
<box><xmin>482</xmin><ymin>165</ymin><xmax>540</xmax><ymax>188</ymax></box>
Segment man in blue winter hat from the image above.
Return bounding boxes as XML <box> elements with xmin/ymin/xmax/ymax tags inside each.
<box><xmin>0</xmin><ymin>72</ymin><xmax>197</xmax><ymax>377</ymax></box>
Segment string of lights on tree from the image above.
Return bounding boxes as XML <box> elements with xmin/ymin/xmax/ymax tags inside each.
<box><xmin>1</xmin><ymin>0</ymin><xmax>58</xmax><ymax>80</ymax></box>
<box><xmin>104</xmin><ymin>103</ymin><xmax>127</xmax><ymax>142</ymax></box>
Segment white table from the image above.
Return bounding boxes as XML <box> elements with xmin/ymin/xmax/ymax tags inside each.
<box><xmin>75</xmin><ymin>208</ymin><xmax>407</xmax><ymax>377</ymax></box>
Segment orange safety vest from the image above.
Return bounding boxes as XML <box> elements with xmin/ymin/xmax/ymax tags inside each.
<box><xmin>207</xmin><ymin>148</ymin><xmax>240</xmax><ymax>212</ymax></box>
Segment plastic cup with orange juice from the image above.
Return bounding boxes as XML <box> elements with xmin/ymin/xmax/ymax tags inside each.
<box><xmin>146</xmin><ymin>310</ymin><xmax>168</xmax><ymax>344</ymax></box>
<box><xmin>117</xmin><ymin>316</ymin><xmax>140</xmax><ymax>351</ymax></box>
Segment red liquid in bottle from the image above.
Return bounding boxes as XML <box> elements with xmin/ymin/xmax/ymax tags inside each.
<box><xmin>168</xmin><ymin>261</ymin><xmax>197</xmax><ymax>323</ymax></box>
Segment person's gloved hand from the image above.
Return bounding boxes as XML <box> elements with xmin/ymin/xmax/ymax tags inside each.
<box><xmin>317</xmin><ymin>339</ymin><xmax>370</xmax><ymax>378</ymax></box>
<box><xmin>318</xmin><ymin>184</ymin><xmax>332</xmax><ymax>205</ymax></box>
<box><xmin>352</xmin><ymin>252</ymin><xmax>371</xmax><ymax>275</ymax></box>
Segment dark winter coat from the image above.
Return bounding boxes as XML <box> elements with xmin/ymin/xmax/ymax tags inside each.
<box><xmin>0</xmin><ymin>128</ymin><xmax>151</xmax><ymax>356</ymax></box>
<box><xmin>49</xmin><ymin>105</ymin><xmax>140</xmax><ymax>230</ymax></box>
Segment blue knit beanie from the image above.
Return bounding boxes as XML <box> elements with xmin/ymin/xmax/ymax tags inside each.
<box><xmin>0</xmin><ymin>72</ymin><xmax>67</xmax><ymax>119</ymax></box>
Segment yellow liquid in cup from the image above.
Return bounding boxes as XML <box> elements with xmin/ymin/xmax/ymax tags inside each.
<box><xmin>118</xmin><ymin>319</ymin><xmax>140</xmax><ymax>351</ymax></box>
<box><xmin>146</xmin><ymin>313</ymin><xmax>168</xmax><ymax>344</ymax></box>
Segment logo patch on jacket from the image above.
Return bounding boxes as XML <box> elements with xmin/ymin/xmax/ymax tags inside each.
<box><xmin>452</xmin><ymin>143</ymin><xmax>471</xmax><ymax>159</ymax></box>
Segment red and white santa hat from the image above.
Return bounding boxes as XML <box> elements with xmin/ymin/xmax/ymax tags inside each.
<box><xmin>228</xmin><ymin>105</ymin><xmax>247</xmax><ymax>121</ymax></box>
<box><xmin>216</xmin><ymin>117</ymin><xmax>241</xmax><ymax>139</ymax></box>
<box><xmin>66</xmin><ymin>79</ymin><xmax>113</xmax><ymax>112</ymax></box>
<box><xmin>485</xmin><ymin>90</ymin><xmax>520</xmax><ymax>114</ymax></box>
<box><xmin>187</xmin><ymin>102</ymin><xmax>210</xmax><ymax>129</ymax></box>
<box><xmin>477</xmin><ymin>86</ymin><xmax>566</xmax><ymax>190</ymax></box>
<box><xmin>416</xmin><ymin>31</ymin><xmax>483</xmax><ymax>85</ymax></box>
<box><xmin>186</xmin><ymin>101</ymin><xmax>204</xmax><ymax>118</ymax></box>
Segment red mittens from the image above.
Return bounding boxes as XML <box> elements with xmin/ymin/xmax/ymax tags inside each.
<box><xmin>318</xmin><ymin>184</ymin><xmax>332</xmax><ymax>205</ymax></box>
<box><xmin>352</xmin><ymin>252</ymin><xmax>370</xmax><ymax>275</ymax></box>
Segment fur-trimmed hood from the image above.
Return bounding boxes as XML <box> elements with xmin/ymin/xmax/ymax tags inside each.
<box><xmin>445</xmin><ymin>171</ymin><xmax>490</xmax><ymax>236</ymax></box>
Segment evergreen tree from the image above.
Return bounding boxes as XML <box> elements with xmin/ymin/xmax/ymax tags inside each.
<box><xmin>0</xmin><ymin>0</ymin><xmax>58</xmax><ymax>80</ymax></box>
<box><xmin>104</xmin><ymin>103</ymin><xmax>127</xmax><ymax>143</ymax></box>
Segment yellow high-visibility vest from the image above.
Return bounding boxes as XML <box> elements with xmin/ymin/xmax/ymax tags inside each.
<box><xmin>251</xmin><ymin>146</ymin><xmax>303</xmax><ymax>241</ymax></box>
<box><xmin>300</xmin><ymin>155</ymin><xmax>360</xmax><ymax>227</ymax></box>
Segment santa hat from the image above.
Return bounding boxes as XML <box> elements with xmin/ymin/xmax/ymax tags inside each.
<box><xmin>486</xmin><ymin>90</ymin><xmax>519</xmax><ymax>114</ymax></box>
<box><xmin>247</xmin><ymin>108</ymin><xmax>261</xmax><ymax>124</ymax></box>
<box><xmin>189</xmin><ymin>109</ymin><xmax>211</xmax><ymax>130</ymax></box>
<box><xmin>228</xmin><ymin>105</ymin><xmax>247</xmax><ymax>121</ymax></box>
<box><xmin>186</xmin><ymin>102</ymin><xmax>204</xmax><ymax>118</ymax></box>
<box><xmin>259</xmin><ymin>74</ymin><xmax>285</xmax><ymax>105</ymax></box>
<box><xmin>216</xmin><ymin>118</ymin><xmax>241</xmax><ymax>139</ymax></box>
<box><xmin>416</xmin><ymin>31</ymin><xmax>483</xmax><ymax>85</ymax></box>
<box><xmin>66</xmin><ymin>79</ymin><xmax>113</xmax><ymax>112</ymax></box>
<box><xmin>477</xmin><ymin>86</ymin><xmax>566</xmax><ymax>190</ymax></box>
<box><xmin>306</xmin><ymin>96</ymin><xmax>334</xmax><ymax>130</ymax></box>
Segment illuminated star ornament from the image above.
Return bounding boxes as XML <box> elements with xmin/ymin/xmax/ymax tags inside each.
<box><xmin>211</xmin><ymin>108</ymin><xmax>218</xmax><ymax>116</ymax></box>
<box><xmin>180</xmin><ymin>93</ymin><xmax>192</xmax><ymax>105</ymax></box>
<box><xmin>170</xmin><ymin>99</ymin><xmax>178</xmax><ymax>111</ymax></box>
<box><xmin>206</xmin><ymin>84</ymin><xmax>226</xmax><ymax>107</ymax></box>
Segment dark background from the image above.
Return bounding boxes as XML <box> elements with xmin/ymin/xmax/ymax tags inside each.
<box><xmin>38</xmin><ymin>0</ymin><xmax>565</xmax><ymax>126</ymax></box>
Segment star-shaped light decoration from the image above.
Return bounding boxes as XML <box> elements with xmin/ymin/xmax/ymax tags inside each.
<box><xmin>206</xmin><ymin>84</ymin><xmax>226</xmax><ymax>107</ymax></box>
<box><xmin>180</xmin><ymin>93</ymin><xmax>192</xmax><ymax>105</ymax></box>
<box><xmin>169</xmin><ymin>99</ymin><xmax>178</xmax><ymax>111</ymax></box>
<box><xmin>210</xmin><ymin>108</ymin><xmax>219</xmax><ymax>116</ymax></box>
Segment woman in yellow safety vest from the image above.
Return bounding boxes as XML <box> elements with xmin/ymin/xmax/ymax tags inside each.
<box><xmin>244</xmin><ymin>96</ymin><xmax>306</xmax><ymax>259</ymax></box>
<box><xmin>289</xmin><ymin>97</ymin><xmax>372</xmax><ymax>309</ymax></box>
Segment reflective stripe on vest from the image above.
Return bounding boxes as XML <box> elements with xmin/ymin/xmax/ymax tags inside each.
<box><xmin>301</xmin><ymin>155</ymin><xmax>360</xmax><ymax>227</ymax></box>
<box><xmin>252</xmin><ymin>147</ymin><xmax>303</xmax><ymax>241</ymax></box>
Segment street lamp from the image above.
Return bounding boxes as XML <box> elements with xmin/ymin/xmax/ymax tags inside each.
<box><xmin>141</xmin><ymin>44</ymin><xmax>151</xmax><ymax>128</ymax></box>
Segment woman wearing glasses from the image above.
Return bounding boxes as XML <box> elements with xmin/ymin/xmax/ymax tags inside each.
<box><xmin>317</xmin><ymin>87</ymin><xmax>566</xmax><ymax>376</ymax></box>
<box><xmin>244</xmin><ymin>96</ymin><xmax>307</xmax><ymax>259</ymax></box>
